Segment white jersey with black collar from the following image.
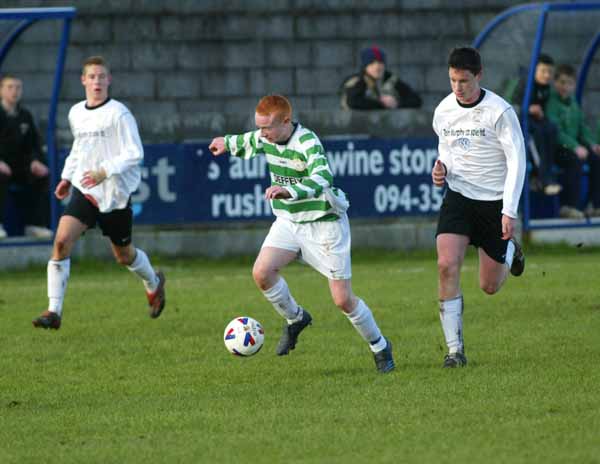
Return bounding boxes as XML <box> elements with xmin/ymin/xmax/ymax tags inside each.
<box><xmin>433</xmin><ymin>88</ymin><xmax>526</xmax><ymax>218</ymax></box>
<box><xmin>62</xmin><ymin>98</ymin><xmax>143</xmax><ymax>213</ymax></box>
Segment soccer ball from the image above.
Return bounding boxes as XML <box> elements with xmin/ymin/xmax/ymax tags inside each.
<box><xmin>223</xmin><ymin>317</ymin><xmax>265</xmax><ymax>356</ymax></box>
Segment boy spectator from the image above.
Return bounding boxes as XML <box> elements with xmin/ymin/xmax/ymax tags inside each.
<box><xmin>0</xmin><ymin>74</ymin><xmax>52</xmax><ymax>238</ymax></box>
<box><xmin>512</xmin><ymin>54</ymin><xmax>562</xmax><ymax>196</ymax></box>
<box><xmin>341</xmin><ymin>46</ymin><xmax>422</xmax><ymax>110</ymax></box>
<box><xmin>546</xmin><ymin>64</ymin><xmax>600</xmax><ymax>218</ymax></box>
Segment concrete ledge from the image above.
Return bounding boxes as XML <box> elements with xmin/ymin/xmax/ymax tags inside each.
<box><xmin>529</xmin><ymin>227</ymin><xmax>600</xmax><ymax>247</ymax></box>
<box><xmin>0</xmin><ymin>219</ymin><xmax>438</xmax><ymax>269</ymax></box>
<box><xmin>0</xmin><ymin>239</ymin><xmax>53</xmax><ymax>270</ymax></box>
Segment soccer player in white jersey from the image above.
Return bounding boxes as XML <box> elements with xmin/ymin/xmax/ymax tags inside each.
<box><xmin>32</xmin><ymin>56</ymin><xmax>166</xmax><ymax>330</ymax></box>
<box><xmin>209</xmin><ymin>95</ymin><xmax>395</xmax><ymax>373</ymax></box>
<box><xmin>431</xmin><ymin>47</ymin><xmax>526</xmax><ymax>368</ymax></box>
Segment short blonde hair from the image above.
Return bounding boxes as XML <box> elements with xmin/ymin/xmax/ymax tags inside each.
<box><xmin>255</xmin><ymin>95</ymin><xmax>292</xmax><ymax>122</ymax></box>
<box><xmin>82</xmin><ymin>55</ymin><xmax>110</xmax><ymax>75</ymax></box>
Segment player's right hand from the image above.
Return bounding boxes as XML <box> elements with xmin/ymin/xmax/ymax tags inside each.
<box><xmin>432</xmin><ymin>159</ymin><xmax>446</xmax><ymax>186</ymax></box>
<box><xmin>209</xmin><ymin>137</ymin><xmax>226</xmax><ymax>156</ymax></box>
<box><xmin>55</xmin><ymin>179</ymin><xmax>71</xmax><ymax>200</ymax></box>
<box><xmin>0</xmin><ymin>160</ymin><xmax>12</xmax><ymax>177</ymax></box>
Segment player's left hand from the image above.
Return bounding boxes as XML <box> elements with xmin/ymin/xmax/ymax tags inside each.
<box><xmin>265</xmin><ymin>185</ymin><xmax>291</xmax><ymax>200</ymax></box>
<box><xmin>30</xmin><ymin>160</ymin><xmax>49</xmax><ymax>178</ymax></box>
<box><xmin>81</xmin><ymin>169</ymin><xmax>107</xmax><ymax>188</ymax></box>
<box><xmin>501</xmin><ymin>215</ymin><xmax>516</xmax><ymax>240</ymax></box>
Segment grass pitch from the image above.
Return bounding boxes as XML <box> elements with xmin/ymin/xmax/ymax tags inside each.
<box><xmin>1</xmin><ymin>245</ymin><xmax>599</xmax><ymax>463</ymax></box>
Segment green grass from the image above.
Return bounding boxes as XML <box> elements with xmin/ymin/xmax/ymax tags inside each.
<box><xmin>1</xmin><ymin>246</ymin><xmax>599</xmax><ymax>463</ymax></box>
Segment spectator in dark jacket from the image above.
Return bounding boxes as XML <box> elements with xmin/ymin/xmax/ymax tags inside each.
<box><xmin>341</xmin><ymin>46</ymin><xmax>422</xmax><ymax>110</ymax></box>
<box><xmin>512</xmin><ymin>53</ymin><xmax>562</xmax><ymax>196</ymax></box>
<box><xmin>0</xmin><ymin>74</ymin><xmax>51</xmax><ymax>238</ymax></box>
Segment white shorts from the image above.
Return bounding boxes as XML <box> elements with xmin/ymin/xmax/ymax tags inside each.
<box><xmin>262</xmin><ymin>214</ymin><xmax>352</xmax><ymax>280</ymax></box>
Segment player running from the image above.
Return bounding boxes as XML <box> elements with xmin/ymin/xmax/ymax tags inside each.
<box><xmin>209</xmin><ymin>95</ymin><xmax>395</xmax><ymax>373</ymax></box>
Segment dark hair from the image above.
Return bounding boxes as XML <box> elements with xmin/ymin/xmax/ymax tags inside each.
<box><xmin>555</xmin><ymin>64</ymin><xmax>576</xmax><ymax>79</ymax></box>
<box><xmin>448</xmin><ymin>47</ymin><xmax>482</xmax><ymax>75</ymax></box>
<box><xmin>537</xmin><ymin>53</ymin><xmax>554</xmax><ymax>66</ymax></box>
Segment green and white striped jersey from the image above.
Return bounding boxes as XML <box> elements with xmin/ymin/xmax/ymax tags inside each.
<box><xmin>224</xmin><ymin>123</ymin><xmax>349</xmax><ymax>223</ymax></box>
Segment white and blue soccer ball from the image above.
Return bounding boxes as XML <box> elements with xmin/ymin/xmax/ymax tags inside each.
<box><xmin>223</xmin><ymin>317</ymin><xmax>265</xmax><ymax>356</ymax></box>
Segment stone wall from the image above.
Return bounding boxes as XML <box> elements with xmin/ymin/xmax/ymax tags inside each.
<box><xmin>2</xmin><ymin>0</ymin><xmax>600</xmax><ymax>144</ymax></box>
<box><xmin>1</xmin><ymin>0</ymin><xmax>514</xmax><ymax>144</ymax></box>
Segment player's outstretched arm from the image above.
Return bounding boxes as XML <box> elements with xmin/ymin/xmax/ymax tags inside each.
<box><xmin>209</xmin><ymin>137</ymin><xmax>227</xmax><ymax>156</ymax></box>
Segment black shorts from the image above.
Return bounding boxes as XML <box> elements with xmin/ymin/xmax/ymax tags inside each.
<box><xmin>63</xmin><ymin>187</ymin><xmax>133</xmax><ymax>246</ymax></box>
<box><xmin>436</xmin><ymin>187</ymin><xmax>508</xmax><ymax>263</ymax></box>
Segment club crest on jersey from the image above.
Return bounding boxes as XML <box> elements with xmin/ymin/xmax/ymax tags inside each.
<box><xmin>290</xmin><ymin>159</ymin><xmax>306</xmax><ymax>171</ymax></box>
<box><xmin>453</xmin><ymin>137</ymin><xmax>471</xmax><ymax>152</ymax></box>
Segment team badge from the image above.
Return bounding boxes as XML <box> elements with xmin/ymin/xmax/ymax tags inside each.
<box><xmin>290</xmin><ymin>159</ymin><xmax>306</xmax><ymax>171</ymax></box>
<box><xmin>453</xmin><ymin>137</ymin><xmax>471</xmax><ymax>153</ymax></box>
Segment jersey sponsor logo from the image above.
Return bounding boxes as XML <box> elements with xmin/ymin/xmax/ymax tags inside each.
<box><xmin>272</xmin><ymin>174</ymin><xmax>302</xmax><ymax>186</ymax></box>
<box><xmin>76</xmin><ymin>130</ymin><xmax>108</xmax><ymax>138</ymax></box>
<box><xmin>442</xmin><ymin>128</ymin><xmax>486</xmax><ymax>137</ymax></box>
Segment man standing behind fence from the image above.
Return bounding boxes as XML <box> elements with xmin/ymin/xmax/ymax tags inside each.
<box><xmin>32</xmin><ymin>56</ymin><xmax>165</xmax><ymax>330</ymax></box>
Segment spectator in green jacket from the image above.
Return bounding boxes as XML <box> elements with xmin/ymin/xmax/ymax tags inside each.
<box><xmin>546</xmin><ymin>64</ymin><xmax>600</xmax><ymax>218</ymax></box>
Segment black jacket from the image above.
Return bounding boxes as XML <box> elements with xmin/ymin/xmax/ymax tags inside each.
<box><xmin>0</xmin><ymin>104</ymin><xmax>44</xmax><ymax>180</ymax></box>
<box><xmin>341</xmin><ymin>70</ymin><xmax>422</xmax><ymax>110</ymax></box>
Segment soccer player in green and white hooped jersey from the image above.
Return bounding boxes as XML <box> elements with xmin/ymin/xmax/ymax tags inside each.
<box><xmin>209</xmin><ymin>95</ymin><xmax>395</xmax><ymax>373</ymax></box>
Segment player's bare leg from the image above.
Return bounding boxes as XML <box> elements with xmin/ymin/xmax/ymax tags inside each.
<box><xmin>116</xmin><ymin>243</ymin><xmax>165</xmax><ymax>318</ymax></box>
<box><xmin>478</xmin><ymin>248</ymin><xmax>509</xmax><ymax>295</ymax></box>
<box><xmin>33</xmin><ymin>215</ymin><xmax>87</xmax><ymax>329</ymax></box>
<box><xmin>436</xmin><ymin>233</ymin><xmax>470</xmax><ymax>367</ymax></box>
<box><xmin>254</xmin><ymin>246</ymin><xmax>311</xmax><ymax>355</ymax></box>
<box><xmin>330</xmin><ymin>278</ymin><xmax>394</xmax><ymax>373</ymax></box>
<box><xmin>478</xmin><ymin>237</ymin><xmax>524</xmax><ymax>295</ymax></box>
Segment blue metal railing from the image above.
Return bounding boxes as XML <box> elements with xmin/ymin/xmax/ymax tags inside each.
<box><xmin>0</xmin><ymin>7</ymin><xmax>75</xmax><ymax>245</ymax></box>
<box><xmin>474</xmin><ymin>2</ymin><xmax>600</xmax><ymax>231</ymax></box>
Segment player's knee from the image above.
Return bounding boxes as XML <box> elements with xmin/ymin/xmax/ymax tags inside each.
<box><xmin>113</xmin><ymin>249</ymin><xmax>133</xmax><ymax>265</ymax></box>
<box><xmin>53</xmin><ymin>236</ymin><xmax>71</xmax><ymax>258</ymax></box>
<box><xmin>438</xmin><ymin>257</ymin><xmax>460</xmax><ymax>279</ymax></box>
<box><xmin>332</xmin><ymin>291</ymin><xmax>353</xmax><ymax>312</ymax></box>
<box><xmin>480</xmin><ymin>280</ymin><xmax>500</xmax><ymax>295</ymax></box>
<box><xmin>252</xmin><ymin>263</ymin><xmax>271</xmax><ymax>290</ymax></box>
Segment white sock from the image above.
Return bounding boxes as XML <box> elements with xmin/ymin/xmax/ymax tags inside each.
<box><xmin>439</xmin><ymin>295</ymin><xmax>464</xmax><ymax>354</ymax></box>
<box><xmin>345</xmin><ymin>299</ymin><xmax>386</xmax><ymax>353</ymax></box>
<box><xmin>47</xmin><ymin>258</ymin><xmax>70</xmax><ymax>316</ymax></box>
<box><xmin>127</xmin><ymin>248</ymin><xmax>159</xmax><ymax>292</ymax></box>
<box><xmin>262</xmin><ymin>277</ymin><xmax>302</xmax><ymax>324</ymax></box>
<box><xmin>505</xmin><ymin>240</ymin><xmax>515</xmax><ymax>268</ymax></box>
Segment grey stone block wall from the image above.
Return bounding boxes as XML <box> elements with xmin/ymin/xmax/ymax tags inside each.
<box><xmin>2</xmin><ymin>0</ymin><xmax>599</xmax><ymax>146</ymax></box>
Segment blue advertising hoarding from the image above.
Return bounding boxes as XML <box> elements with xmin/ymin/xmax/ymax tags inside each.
<box><xmin>55</xmin><ymin>137</ymin><xmax>442</xmax><ymax>224</ymax></box>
